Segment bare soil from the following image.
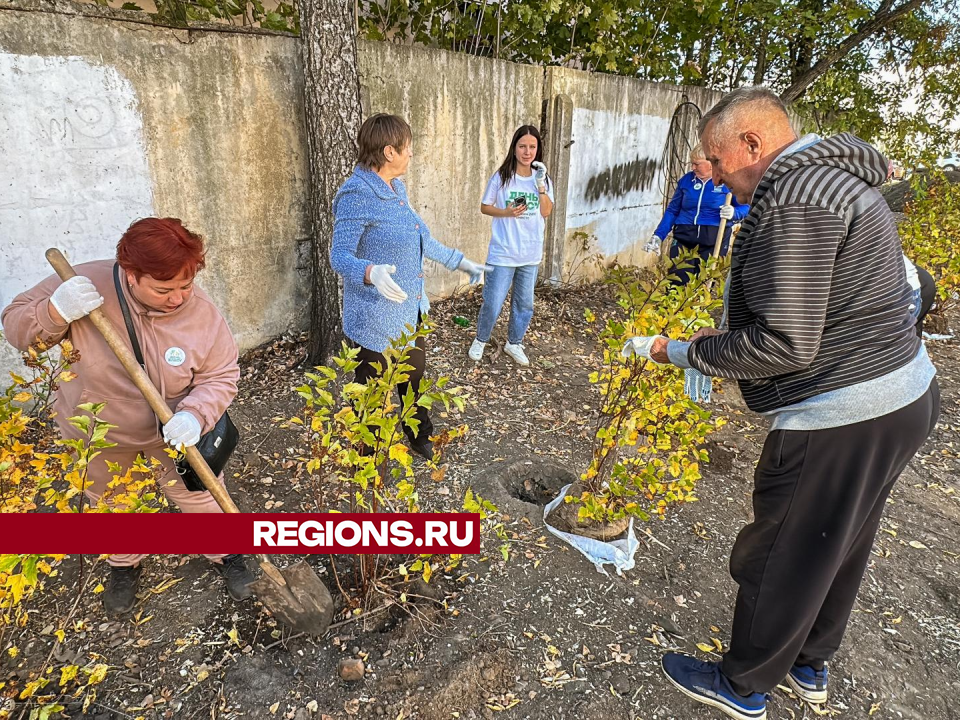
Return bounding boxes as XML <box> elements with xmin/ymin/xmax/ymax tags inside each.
<box><xmin>3</xmin><ymin>282</ymin><xmax>959</xmax><ymax>720</ymax></box>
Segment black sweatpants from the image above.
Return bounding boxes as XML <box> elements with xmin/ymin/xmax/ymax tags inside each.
<box><xmin>353</xmin><ymin>333</ymin><xmax>433</xmax><ymax>446</ymax></box>
<box><xmin>916</xmin><ymin>265</ymin><xmax>937</xmax><ymax>338</ymax></box>
<box><xmin>668</xmin><ymin>224</ymin><xmax>731</xmax><ymax>286</ymax></box>
<box><xmin>721</xmin><ymin>381</ymin><xmax>940</xmax><ymax>694</ymax></box>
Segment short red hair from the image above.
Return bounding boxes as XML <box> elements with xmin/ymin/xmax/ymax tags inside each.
<box><xmin>116</xmin><ymin>218</ymin><xmax>206</xmax><ymax>281</ymax></box>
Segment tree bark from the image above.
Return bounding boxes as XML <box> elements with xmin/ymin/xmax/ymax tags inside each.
<box><xmin>297</xmin><ymin>0</ymin><xmax>362</xmax><ymax>365</ymax></box>
<box><xmin>750</xmin><ymin>30</ymin><xmax>766</xmax><ymax>86</ymax></box>
<box><xmin>780</xmin><ymin>0</ymin><xmax>925</xmax><ymax>104</ymax></box>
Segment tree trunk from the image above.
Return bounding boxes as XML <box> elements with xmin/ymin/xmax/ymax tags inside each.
<box><xmin>297</xmin><ymin>0</ymin><xmax>362</xmax><ymax>364</ymax></box>
<box><xmin>751</xmin><ymin>35</ymin><xmax>767</xmax><ymax>86</ymax></box>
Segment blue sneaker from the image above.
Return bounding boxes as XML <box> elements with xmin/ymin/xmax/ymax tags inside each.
<box><xmin>785</xmin><ymin>663</ymin><xmax>828</xmax><ymax>704</ymax></box>
<box><xmin>661</xmin><ymin>652</ymin><xmax>767</xmax><ymax>720</ymax></box>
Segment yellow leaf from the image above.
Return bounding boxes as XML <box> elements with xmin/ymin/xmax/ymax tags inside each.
<box><xmin>226</xmin><ymin>625</ymin><xmax>240</xmax><ymax>646</ymax></box>
<box><xmin>696</xmin><ymin>642</ymin><xmax>715</xmax><ymax>653</ymax></box>
<box><xmin>93</xmin><ymin>583</ymin><xmax>105</xmax><ymax>594</ymax></box>
<box><xmin>422</xmin><ymin>562</ymin><xmax>432</xmax><ymax>584</ymax></box>
<box><xmin>908</xmin><ymin>540</ymin><xmax>928</xmax><ymax>549</ymax></box>
<box><xmin>87</xmin><ymin>663</ymin><xmax>108</xmax><ymax>686</ymax></box>
<box><xmin>711</xmin><ymin>637</ymin><xmax>723</xmax><ymax>652</ymax></box>
<box><xmin>59</xmin><ymin>664</ymin><xmax>79</xmax><ymax>686</ymax></box>
<box><xmin>269</xmin><ymin>702</ymin><xmax>280</xmax><ymax>714</ymax></box>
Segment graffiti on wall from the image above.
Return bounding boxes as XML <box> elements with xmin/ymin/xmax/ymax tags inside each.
<box><xmin>584</xmin><ymin>156</ymin><xmax>660</xmax><ymax>203</ymax></box>
<box><xmin>0</xmin><ymin>53</ymin><xmax>154</xmax><ymax>376</ymax></box>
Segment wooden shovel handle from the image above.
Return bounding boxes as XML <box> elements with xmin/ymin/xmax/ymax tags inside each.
<box><xmin>712</xmin><ymin>192</ymin><xmax>734</xmax><ymax>259</ymax></box>
<box><xmin>45</xmin><ymin>248</ymin><xmax>242</xmax><ymax>515</ymax></box>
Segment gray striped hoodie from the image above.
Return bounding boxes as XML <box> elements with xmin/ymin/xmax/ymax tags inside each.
<box><xmin>682</xmin><ymin>133</ymin><xmax>934</xmax><ymax>421</ymax></box>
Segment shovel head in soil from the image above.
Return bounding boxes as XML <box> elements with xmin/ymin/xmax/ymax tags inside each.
<box><xmin>250</xmin><ymin>558</ymin><xmax>335</xmax><ymax>636</ymax></box>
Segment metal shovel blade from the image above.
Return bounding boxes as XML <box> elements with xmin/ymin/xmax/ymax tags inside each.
<box><xmin>249</xmin><ymin>559</ymin><xmax>335</xmax><ymax>636</ymax></box>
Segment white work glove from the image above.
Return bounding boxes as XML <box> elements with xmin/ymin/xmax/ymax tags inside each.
<box><xmin>163</xmin><ymin>411</ymin><xmax>202</xmax><ymax>449</ymax></box>
<box><xmin>532</xmin><ymin>161</ymin><xmax>548</xmax><ymax>193</ymax></box>
<box><xmin>458</xmin><ymin>258</ymin><xmax>493</xmax><ymax>285</ymax></box>
<box><xmin>49</xmin><ymin>275</ymin><xmax>103</xmax><ymax>324</ymax></box>
<box><xmin>368</xmin><ymin>264</ymin><xmax>408</xmax><ymax>303</ymax></box>
<box><xmin>621</xmin><ymin>335</ymin><xmax>667</xmax><ymax>363</ymax></box>
<box><xmin>719</xmin><ymin>204</ymin><xmax>735</xmax><ymax>221</ymax></box>
<box><xmin>644</xmin><ymin>235</ymin><xmax>662</xmax><ymax>256</ymax></box>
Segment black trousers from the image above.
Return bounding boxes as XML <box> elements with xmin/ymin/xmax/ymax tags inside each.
<box><xmin>916</xmin><ymin>265</ymin><xmax>937</xmax><ymax>338</ymax></box>
<box><xmin>721</xmin><ymin>381</ymin><xmax>940</xmax><ymax>694</ymax></box>
<box><xmin>668</xmin><ymin>224</ymin><xmax>732</xmax><ymax>286</ymax></box>
<box><xmin>353</xmin><ymin>334</ymin><xmax>433</xmax><ymax>446</ymax></box>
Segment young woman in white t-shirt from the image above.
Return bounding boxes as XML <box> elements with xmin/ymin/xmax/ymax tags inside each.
<box><xmin>468</xmin><ymin>125</ymin><xmax>554</xmax><ymax>366</ymax></box>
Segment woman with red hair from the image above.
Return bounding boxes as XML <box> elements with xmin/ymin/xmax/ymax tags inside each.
<box><xmin>2</xmin><ymin>218</ymin><xmax>254</xmax><ymax>614</ymax></box>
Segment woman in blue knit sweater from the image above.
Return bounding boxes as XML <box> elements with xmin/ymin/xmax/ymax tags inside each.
<box><xmin>330</xmin><ymin>114</ymin><xmax>489</xmax><ymax>459</ymax></box>
<box><xmin>647</xmin><ymin>144</ymin><xmax>750</xmax><ymax>284</ymax></box>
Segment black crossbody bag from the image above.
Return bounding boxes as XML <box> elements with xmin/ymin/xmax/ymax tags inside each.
<box><xmin>113</xmin><ymin>263</ymin><xmax>239</xmax><ymax>492</ymax></box>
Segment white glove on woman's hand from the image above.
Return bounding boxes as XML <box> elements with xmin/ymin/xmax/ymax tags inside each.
<box><xmin>49</xmin><ymin>275</ymin><xmax>103</xmax><ymax>324</ymax></box>
<box><xmin>458</xmin><ymin>258</ymin><xmax>493</xmax><ymax>285</ymax></box>
<box><xmin>644</xmin><ymin>235</ymin><xmax>662</xmax><ymax>256</ymax></box>
<box><xmin>163</xmin><ymin>411</ymin><xmax>202</xmax><ymax>449</ymax></box>
<box><xmin>368</xmin><ymin>264</ymin><xmax>408</xmax><ymax>303</ymax></box>
<box><xmin>719</xmin><ymin>204</ymin><xmax>735</xmax><ymax>221</ymax></box>
<box><xmin>532</xmin><ymin>161</ymin><xmax>548</xmax><ymax>193</ymax></box>
<box><xmin>621</xmin><ymin>335</ymin><xmax>667</xmax><ymax>362</ymax></box>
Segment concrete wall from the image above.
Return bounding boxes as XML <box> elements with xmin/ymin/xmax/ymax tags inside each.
<box><xmin>358</xmin><ymin>41</ymin><xmax>543</xmax><ymax>297</ymax></box>
<box><xmin>0</xmin><ymin>0</ymin><xmax>309</xmax><ymax>377</ymax></box>
<box><xmin>545</xmin><ymin>69</ymin><xmax>722</xmax><ymax>281</ymax></box>
<box><xmin>0</xmin><ymin>0</ymin><xmax>722</xmax><ymax>380</ymax></box>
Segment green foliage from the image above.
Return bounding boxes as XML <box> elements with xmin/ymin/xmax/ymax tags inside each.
<box><xmin>899</xmin><ymin>170</ymin><xmax>960</xmax><ymax>314</ymax></box>
<box><xmin>357</xmin><ymin>0</ymin><xmax>960</xmax><ymax>156</ymax></box>
<box><xmin>108</xmin><ymin>0</ymin><xmax>299</xmax><ymax>33</ymax></box>
<box><xmin>298</xmin><ymin>322</ymin><xmax>484</xmax><ymax>603</ymax></box>
<box><xmin>577</xmin><ymin>249</ymin><xmax>727</xmax><ymax>524</ymax></box>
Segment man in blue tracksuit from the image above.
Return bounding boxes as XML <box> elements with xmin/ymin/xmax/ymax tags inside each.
<box><xmin>647</xmin><ymin>144</ymin><xmax>750</xmax><ymax>284</ymax></box>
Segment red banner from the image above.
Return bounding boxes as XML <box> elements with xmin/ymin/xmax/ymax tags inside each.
<box><xmin>0</xmin><ymin>513</ymin><xmax>481</xmax><ymax>554</ymax></box>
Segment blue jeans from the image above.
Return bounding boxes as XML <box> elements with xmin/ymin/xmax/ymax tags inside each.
<box><xmin>476</xmin><ymin>264</ymin><xmax>538</xmax><ymax>345</ymax></box>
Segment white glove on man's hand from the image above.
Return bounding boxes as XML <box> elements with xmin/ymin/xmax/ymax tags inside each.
<box><xmin>368</xmin><ymin>264</ymin><xmax>408</xmax><ymax>303</ymax></box>
<box><xmin>49</xmin><ymin>276</ymin><xmax>103</xmax><ymax>324</ymax></box>
<box><xmin>719</xmin><ymin>204</ymin><xmax>735</xmax><ymax>221</ymax></box>
<box><xmin>163</xmin><ymin>411</ymin><xmax>202</xmax><ymax>449</ymax></box>
<box><xmin>621</xmin><ymin>335</ymin><xmax>667</xmax><ymax>362</ymax></box>
<box><xmin>644</xmin><ymin>235</ymin><xmax>662</xmax><ymax>256</ymax></box>
<box><xmin>532</xmin><ymin>161</ymin><xmax>548</xmax><ymax>193</ymax></box>
<box><xmin>458</xmin><ymin>258</ymin><xmax>493</xmax><ymax>285</ymax></box>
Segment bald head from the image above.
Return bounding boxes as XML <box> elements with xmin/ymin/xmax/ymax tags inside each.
<box><xmin>697</xmin><ymin>87</ymin><xmax>798</xmax><ymax>202</ymax></box>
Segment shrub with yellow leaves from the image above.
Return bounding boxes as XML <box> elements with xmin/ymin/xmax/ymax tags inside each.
<box><xmin>576</xmin><ymin>248</ymin><xmax>729</xmax><ymax>526</ymax></box>
<box><xmin>899</xmin><ymin>170</ymin><xmax>960</xmax><ymax>331</ymax></box>
<box><xmin>1</xmin><ymin>335</ymin><xmax>167</xmax><ymax>719</ymax></box>
<box><xmin>297</xmin><ymin>322</ymin><xmax>490</xmax><ymax>606</ymax></box>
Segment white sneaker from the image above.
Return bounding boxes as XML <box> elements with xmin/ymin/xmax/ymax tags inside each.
<box><xmin>468</xmin><ymin>339</ymin><xmax>486</xmax><ymax>362</ymax></box>
<box><xmin>503</xmin><ymin>342</ymin><xmax>530</xmax><ymax>366</ymax></box>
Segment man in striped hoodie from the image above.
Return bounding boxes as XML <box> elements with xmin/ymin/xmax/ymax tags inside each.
<box><xmin>623</xmin><ymin>87</ymin><xmax>939</xmax><ymax>720</ymax></box>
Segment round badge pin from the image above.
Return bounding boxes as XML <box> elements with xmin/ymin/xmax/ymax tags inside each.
<box><xmin>165</xmin><ymin>347</ymin><xmax>186</xmax><ymax>367</ymax></box>
<box><xmin>693</xmin><ymin>182</ymin><xmax>703</xmax><ymax>190</ymax></box>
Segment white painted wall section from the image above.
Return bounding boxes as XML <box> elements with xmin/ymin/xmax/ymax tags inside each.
<box><xmin>565</xmin><ymin>108</ymin><xmax>670</xmax><ymax>255</ymax></box>
<box><xmin>0</xmin><ymin>52</ymin><xmax>154</xmax><ymax>373</ymax></box>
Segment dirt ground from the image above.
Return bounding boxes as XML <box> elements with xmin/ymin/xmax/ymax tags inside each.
<box><xmin>3</xmin><ymin>282</ymin><xmax>959</xmax><ymax>720</ymax></box>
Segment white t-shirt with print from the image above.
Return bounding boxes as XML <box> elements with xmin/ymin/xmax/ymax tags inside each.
<box><xmin>481</xmin><ymin>171</ymin><xmax>554</xmax><ymax>267</ymax></box>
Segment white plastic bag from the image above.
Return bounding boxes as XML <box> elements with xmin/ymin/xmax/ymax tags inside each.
<box><xmin>543</xmin><ymin>483</ymin><xmax>639</xmax><ymax>576</ymax></box>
